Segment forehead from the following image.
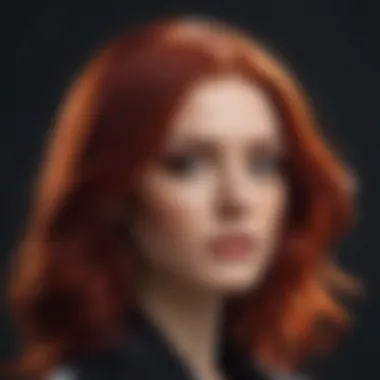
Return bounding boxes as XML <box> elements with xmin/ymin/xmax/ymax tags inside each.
<box><xmin>168</xmin><ymin>75</ymin><xmax>282</xmax><ymax>143</ymax></box>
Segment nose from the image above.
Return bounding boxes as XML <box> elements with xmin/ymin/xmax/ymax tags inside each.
<box><xmin>216</xmin><ymin>165</ymin><xmax>252</xmax><ymax>220</ymax></box>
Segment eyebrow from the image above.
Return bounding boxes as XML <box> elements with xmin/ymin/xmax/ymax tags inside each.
<box><xmin>164</xmin><ymin>136</ymin><xmax>217</xmax><ymax>152</ymax></box>
<box><xmin>164</xmin><ymin>134</ymin><xmax>285</xmax><ymax>154</ymax></box>
<box><xmin>249</xmin><ymin>139</ymin><xmax>286</xmax><ymax>155</ymax></box>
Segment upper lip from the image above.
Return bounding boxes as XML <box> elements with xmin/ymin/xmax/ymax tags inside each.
<box><xmin>209</xmin><ymin>231</ymin><xmax>256</xmax><ymax>254</ymax></box>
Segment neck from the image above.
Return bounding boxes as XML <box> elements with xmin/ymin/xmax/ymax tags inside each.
<box><xmin>136</xmin><ymin>271</ymin><xmax>225</xmax><ymax>378</ymax></box>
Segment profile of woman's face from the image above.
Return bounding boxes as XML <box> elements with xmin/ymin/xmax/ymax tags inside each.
<box><xmin>129</xmin><ymin>75</ymin><xmax>288</xmax><ymax>295</ymax></box>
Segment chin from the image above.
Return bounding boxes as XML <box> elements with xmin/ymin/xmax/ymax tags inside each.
<box><xmin>204</xmin><ymin>268</ymin><xmax>265</xmax><ymax>296</ymax></box>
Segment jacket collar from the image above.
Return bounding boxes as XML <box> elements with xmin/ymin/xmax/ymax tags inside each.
<box><xmin>124</xmin><ymin>310</ymin><xmax>267</xmax><ymax>380</ymax></box>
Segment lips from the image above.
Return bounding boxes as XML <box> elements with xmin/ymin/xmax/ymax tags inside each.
<box><xmin>209</xmin><ymin>232</ymin><xmax>255</xmax><ymax>259</ymax></box>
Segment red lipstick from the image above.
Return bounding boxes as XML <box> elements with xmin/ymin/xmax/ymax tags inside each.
<box><xmin>210</xmin><ymin>232</ymin><xmax>255</xmax><ymax>259</ymax></box>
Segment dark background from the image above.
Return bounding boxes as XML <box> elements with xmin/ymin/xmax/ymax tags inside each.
<box><xmin>0</xmin><ymin>0</ymin><xmax>379</xmax><ymax>378</ymax></box>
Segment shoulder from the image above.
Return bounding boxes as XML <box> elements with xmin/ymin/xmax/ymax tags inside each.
<box><xmin>49</xmin><ymin>366</ymin><xmax>78</xmax><ymax>380</ymax></box>
<box><xmin>49</xmin><ymin>343</ymin><xmax>148</xmax><ymax>380</ymax></box>
<box><xmin>255</xmin><ymin>360</ymin><xmax>312</xmax><ymax>380</ymax></box>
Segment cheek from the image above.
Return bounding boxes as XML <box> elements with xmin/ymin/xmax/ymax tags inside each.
<box><xmin>138</xmin><ymin>181</ymin><xmax>208</xmax><ymax>237</ymax></box>
<box><xmin>242</xmin><ymin>181</ymin><xmax>288</xmax><ymax>286</ymax></box>
<box><xmin>130</xmin><ymin>174</ymin><xmax>212</xmax><ymax>270</ymax></box>
<box><xmin>257</xmin><ymin>181</ymin><xmax>288</xmax><ymax>242</ymax></box>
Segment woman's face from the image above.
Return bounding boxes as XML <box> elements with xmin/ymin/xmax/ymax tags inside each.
<box><xmin>130</xmin><ymin>75</ymin><xmax>288</xmax><ymax>295</ymax></box>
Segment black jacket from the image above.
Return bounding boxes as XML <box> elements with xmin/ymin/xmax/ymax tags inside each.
<box><xmin>51</xmin><ymin>312</ymin><xmax>305</xmax><ymax>380</ymax></box>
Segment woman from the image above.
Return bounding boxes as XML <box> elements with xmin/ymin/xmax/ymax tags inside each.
<box><xmin>7</xmin><ymin>16</ymin><xmax>357</xmax><ymax>380</ymax></box>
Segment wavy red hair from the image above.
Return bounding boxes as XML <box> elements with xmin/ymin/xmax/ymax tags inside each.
<box><xmin>7</xmin><ymin>17</ymin><xmax>357</xmax><ymax>378</ymax></box>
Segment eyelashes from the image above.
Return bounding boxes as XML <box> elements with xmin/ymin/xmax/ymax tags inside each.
<box><xmin>247</xmin><ymin>154</ymin><xmax>285</xmax><ymax>175</ymax></box>
<box><xmin>161</xmin><ymin>152</ymin><xmax>205</xmax><ymax>176</ymax></box>
<box><xmin>160</xmin><ymin>150</ymin><xmax>286</xmax><ymax>178</ymax></box>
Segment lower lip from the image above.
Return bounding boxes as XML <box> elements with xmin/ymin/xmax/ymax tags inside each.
<box><xmin>210</xmin><ymin>239</ymin><xmax>254</xmax><ymax>260</ymax></box>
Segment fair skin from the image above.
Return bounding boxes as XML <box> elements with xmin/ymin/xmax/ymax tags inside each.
<box><xmin>128</xmin><ymin>75</ymin><xmax>288</xmax><ymax>380</ymax></box>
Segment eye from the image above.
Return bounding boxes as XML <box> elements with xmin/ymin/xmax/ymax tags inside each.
<box><xmin>162</xmin><ymin>152</ymin><xmax>205</xmax><ymax>176</ymax></box>
<box><xmin>249</xmin><ymin>153</ymin><xmax>283</xmax><ymax>176</ymax></box>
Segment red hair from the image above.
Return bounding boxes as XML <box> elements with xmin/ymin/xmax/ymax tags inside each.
<box><xmin>7</xmin><ymin>17</ymin><xmax>357</xmax><ymax>378</ymax></box>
